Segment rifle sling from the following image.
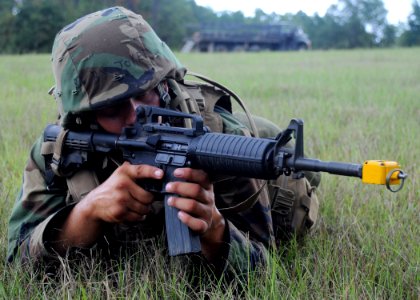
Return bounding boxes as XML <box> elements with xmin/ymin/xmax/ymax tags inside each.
<box><xmin>50</xmin><ymin>127</ymin><xmax>69</xmax><ymax>177</ymax></box>
<box><xmin>219</xmin><ymin>181</ymin><xmax>267</xmax><ymax>216</ymax></box>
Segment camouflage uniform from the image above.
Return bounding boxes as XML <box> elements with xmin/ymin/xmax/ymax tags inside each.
<box><xmin>7</xmin><ymin>7</ymin><xmax>274</xmax><ymax>276</ymax></box>
<box><xmin>8</xmin><ymin>7</ymin><xmax>322</xmax><ymax>272</ymax></box>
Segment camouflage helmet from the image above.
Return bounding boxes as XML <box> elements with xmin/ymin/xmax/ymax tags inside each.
<box><xmin>51</xmin><ymin>6</ymin><xmax>186</xmax><ymax>128</ymax></box>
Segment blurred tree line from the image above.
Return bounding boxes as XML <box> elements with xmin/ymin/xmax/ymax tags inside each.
<box><xmin>0</xmin><ymin>0</ymin><xmax>419</xmax><ymax>53</ymax></box>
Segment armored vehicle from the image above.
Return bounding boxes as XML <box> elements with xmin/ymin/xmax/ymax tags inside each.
<box><xmin>182</xmin><ymin>23</ymin><xmax>311</xmax><ymax>52</ymax></box>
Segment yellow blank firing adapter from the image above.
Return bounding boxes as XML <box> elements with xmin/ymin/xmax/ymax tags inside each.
<box><xmin>362</xmin><ymin>160</ymin><xmax>408</xmax><ymax>192</ymax></box>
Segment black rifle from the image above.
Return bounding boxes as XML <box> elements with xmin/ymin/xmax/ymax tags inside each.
<box><xmin>43</xmin><ymin>106</ymin><xmax>407</xmax><ymax>256</ymax></box>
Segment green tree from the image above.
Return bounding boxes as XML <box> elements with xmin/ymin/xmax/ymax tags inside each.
<box><xmin>399</xmin><ymin>0</ymin><xmax>420</xmax><ymax>46</ymax></box>
<box><xmin>218</xmin><ymin>10</ymin><xmax>246</xmax><ymax>25</ymax></box>
<box><xmin>252</xmin><ymin>8</ymin><xmax>281</xmax><ymax>24</ymax></box>
<box><xmin>380</xmin><ymin>24</ymin><xmax>397</xmax><ymax>47</ymax></box>
<box><xmin>357</xmin><ymin>0</ymin><xmax>388</xmax><ymax>43</ymax></box>
<box><xmin>325</xmin><ymin>1</ymin><xmax>381</xmax><ymax>47</ymax></box>
<box><xmin>190</xmin><ymin>0</ymin><xmax>218</xmax><ymax>25</ymax></box>
<box><xmin>10</xmin><ymin>0</ymin><xmax>66</xmax><ymax>53</ymax></box>
<box><xmin>0</xmin><ymin>0</ymin><xmax>405</xmax><ymax>53</ymax></box>
<box><xmin>286</xmin><ymin>11</ymin><xmax>336</xmax><ymax>49</ymax></box>
<box><xmin>139</xmin><ymin>0</ymin><xmax>195</xmax><ymax>49</ymax></box>
<box><xmin>0</xmin><ymin>0</ymin><xmax>15</xmax><ymax>53</ymax></box>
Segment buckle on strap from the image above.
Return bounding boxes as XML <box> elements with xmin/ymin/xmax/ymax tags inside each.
<box><xmin>271</xmin><ymin>186</ymin><xmax>295</xmax><ymax>216</ymax></box>
<box><xmin>156</xmin><ymin>82</ymin><xmax>171</xmax><ymax>108</ymax></box>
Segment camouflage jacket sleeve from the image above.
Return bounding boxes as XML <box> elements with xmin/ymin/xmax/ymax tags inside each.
<box><xmin>7</xmin><ymin>135</ymin><xmax>69</xmax><ymax>263</ymax></box>
<box><xmin>215</xmin><ymin>181</ymin><xmax>274</xmax><ymax>276</ymax></box>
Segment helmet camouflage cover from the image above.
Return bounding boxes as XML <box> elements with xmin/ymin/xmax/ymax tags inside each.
<box><xmin>51</xmin><ymin>6</ymin><xmax>186</xmax><ymax>127</ymax></box>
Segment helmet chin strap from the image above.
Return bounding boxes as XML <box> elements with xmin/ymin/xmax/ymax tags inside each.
<box><xmin>156</xmin><ymin>82</ymin><xmax>171</xmax><ymax>108</ymax></box>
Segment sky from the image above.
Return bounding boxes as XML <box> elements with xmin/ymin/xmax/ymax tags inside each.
<box><xmin>194</xmin><ymin>0</ymin><xmax>413</xmax><ymax>25</ymax></box>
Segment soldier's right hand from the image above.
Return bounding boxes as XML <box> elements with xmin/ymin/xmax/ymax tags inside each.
<box><xmin>79</xmin><ymin>162</ymin><xmax>164</xmax><ymax>224</ymax></box>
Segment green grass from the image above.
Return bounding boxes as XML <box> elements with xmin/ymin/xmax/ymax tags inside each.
<box><xmin>1</xmin><ymin>49</ymin><xmax>419</xmax><ymax>299</ymax></box>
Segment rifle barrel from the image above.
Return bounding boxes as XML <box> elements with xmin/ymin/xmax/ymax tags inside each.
<box><xmin>293</xmin><ymin>158</ymin><xmax>362</xmax><ymax>178</ymax></box>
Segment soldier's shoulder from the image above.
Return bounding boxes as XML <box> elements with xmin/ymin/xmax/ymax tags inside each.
<box><xmin>233</xmin><ymin>112</ymin><xmax>281</xmax><ymax>138</ymax></box>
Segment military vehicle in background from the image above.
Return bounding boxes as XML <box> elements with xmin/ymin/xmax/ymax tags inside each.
<box><xmin>181</xmin><ymin>23</ymin><xmax>311</xmax><ymax>53</ymax></box>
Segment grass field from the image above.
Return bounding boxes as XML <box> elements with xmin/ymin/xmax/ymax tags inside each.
<box><xmin>0</xmin><ymin>48</ymin><xmax>419</xmax><ymax>298</ymax></box>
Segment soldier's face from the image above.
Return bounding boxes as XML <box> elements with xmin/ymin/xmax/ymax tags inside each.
<box><xmin>95</xmin><ymin>89</ymin><xmax>160</xmax><ymax>134</ymax></box>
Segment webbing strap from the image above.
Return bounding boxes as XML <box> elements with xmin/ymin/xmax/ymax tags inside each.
<box><xmin>167</xmin><ymin>79</ymin><xmax>193</xmax><ymax>128</ymax></box>
<box><xmin>156</xmin><ymin>82</ymin><xmax>171</xmax><ymax>108</ymax></box>
<box><xmin>219</xmin><ymin>181</ymin><xmax>267</xmax><ymax>215</ymax></box>
<box><xmin>186</xmin><ymin>71</ymin><xmax>260</xmax><ymax>138</ymax></box>
<box><xmin>41</xmin><ymin>141</ymin><xmax>55</xmax><ymax>156</ymax></box>
<box><xmin>306</xmin><ymin>186</ymin><xmax>318</xmax><ymax>225</ymax></box>
<box><xmin>50</xmin><ymin>128</ymin><xmax>69</xmax><ymax>177</ymax></box>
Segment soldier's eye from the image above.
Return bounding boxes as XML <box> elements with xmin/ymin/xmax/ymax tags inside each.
<box><xmin>96</xmin><ymin>104</ymin><xmax>126</xmax><ymax>119</ymax></box>
<box><xmin>131</xmin><ymin>90</ymin><xmax>159</xmax><ymax>106</ymax></box>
